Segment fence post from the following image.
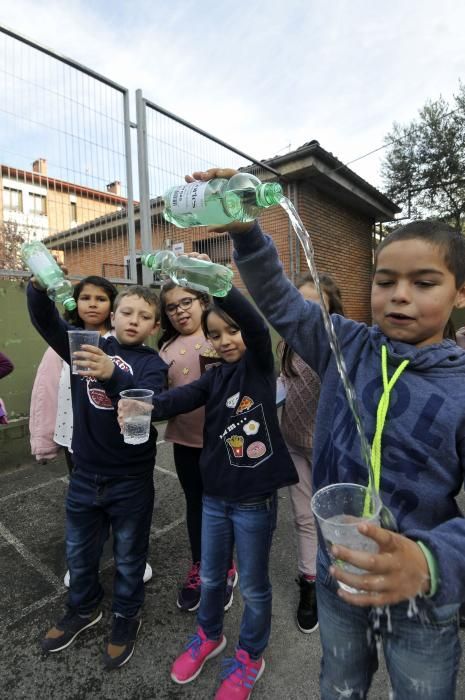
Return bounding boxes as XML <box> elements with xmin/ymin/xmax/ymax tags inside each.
<box><xmin>123</xmin><ymin>90</ymin><xmax>137</xmax><ymax>283</ymax></box>
<box><xmin>135</xmin><ymin>89</ymin><xmax>154</xmax><ymax>286</ymax></box>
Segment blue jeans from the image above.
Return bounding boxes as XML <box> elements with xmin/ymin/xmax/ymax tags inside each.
<box><xmin>66</xmin><ymin>468</ymin><xmax>154</xmax><ymax>618</ymax></box>
<box><xmin>198</xmin><ymin>493</ymin><xmax>277</xmax><ymax>658</ymax></box>
<box><xmin>316</xmin><ymin>559</ymin><xmax>461</xmax><ymax>699</ymax></box>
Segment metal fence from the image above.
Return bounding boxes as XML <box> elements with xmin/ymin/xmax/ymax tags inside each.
<box><xmin>0</xmin><ymin>25</ymin><xmax>281</xmax><ymax>287</ymax></box>
<box><xmin>0</xmin><ymin>26</ymin><xmax>136</xmax><ymax>283</ymax></box>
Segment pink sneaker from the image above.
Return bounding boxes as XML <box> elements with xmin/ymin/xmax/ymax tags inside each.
<box><xmin>171</xmin><ymin>627</ymin><xmax>227</xmax><ymax>684</ymax></box>
<box><xmin>215</xmin><ymin>648</ymin><xmax>265</xmax><ymax>699</ymax></box>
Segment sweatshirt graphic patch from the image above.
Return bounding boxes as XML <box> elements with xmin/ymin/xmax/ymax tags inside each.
<box><xmin>86</xmin><ymin>355</ymin><xmax>133</xmax><ymax>410</ymax></box>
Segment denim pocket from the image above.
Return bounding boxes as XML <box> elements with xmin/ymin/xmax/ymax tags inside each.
<box><xmin>237</xmin><ymin>497</ymin><xmax>271</xmax><ymax>512</ymax></box>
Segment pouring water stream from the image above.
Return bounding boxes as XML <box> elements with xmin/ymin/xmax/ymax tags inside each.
<box><xmin>280</xmin><ymin>197</ymin><xmax>397</xmax><ymax>532</ymax></box>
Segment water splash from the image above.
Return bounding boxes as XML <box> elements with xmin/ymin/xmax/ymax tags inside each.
<box><xmin>281</xmin><ymin>197</ymin><xmax>397</xmax><ymax>530</ymax></box>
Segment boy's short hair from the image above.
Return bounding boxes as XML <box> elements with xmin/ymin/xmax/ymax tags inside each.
<box><xmin>375</xmin><ymin>220</ymin><xmax>465</xmax><ymax>288</ymax></box>
<box><xmin>114</xmin><ymin>285</ymin><xmax>160</xmax><ymax>322</ymax></box>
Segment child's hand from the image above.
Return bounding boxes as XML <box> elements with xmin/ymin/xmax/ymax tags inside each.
<box><xmin>117</xmin><ymin>398</ymin><xmax>152</xmax><ymax>432</ymax></box>
<box><xmin>73</xmin><ymin>345</ymin><xmax>114</xmax><ymax>381</ymax></box>
<box><xmin>31</xmin><ymin>256</ymin><xmax>68</xmax><ymax>290</ymax></box>
<box><xmin>184</xmin><ymin>251</ymin><xmax>212</xmax><ymax>262</ymax></box>
<box><xmin>185</xmin><ymin>168</ymin><xmax>255</xmax><ymax>235</ymax></box>
<box><xmin>330</xmin><ymin>523</ymin><xmax>431</xmax><ymax>606</ymax></box>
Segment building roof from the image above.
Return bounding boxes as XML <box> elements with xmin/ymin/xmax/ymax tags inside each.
<box><xmin>1</xmin><ymin>164</ymin><xmax>128</xmax><ymax>206</ymax></box>
<box><xmin>248</xmin><ymin>140</ymin><xmax>400</xmax><ymax>222</ymax></box>
<box><xmin>43</xmin><ymin>140</ymin><xmax>400</xmax><ymax>248</ymax></box>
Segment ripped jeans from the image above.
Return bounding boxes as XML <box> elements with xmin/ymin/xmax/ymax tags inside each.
<box><xmin>316</xmin><ymin>556</ymin><xmax>461</xmax><ymax>700</ymax></box>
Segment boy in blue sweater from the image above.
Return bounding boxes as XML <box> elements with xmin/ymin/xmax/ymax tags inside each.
<box><xmin>185</xmin><ymin>168</ymin><xmax>465</xmax><ymax>699</ymax></box>
<box><xmin>27</xmin><ymin>281</ymin><xmax>167</xmax><ymax>669</ymax></box>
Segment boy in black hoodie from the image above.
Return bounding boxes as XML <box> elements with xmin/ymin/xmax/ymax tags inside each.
<box><xmin>27</xmin><ymin>282</ymin><xmax>167</xmax><ymax>669</ymax></box>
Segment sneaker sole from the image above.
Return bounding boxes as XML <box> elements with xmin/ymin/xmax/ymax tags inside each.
<box><xmin>104</xmin><ymin>619</ymin><xmax>142</xmax><ymax>669</ymax></box>
<box><xmin>297</xmin><ymin>619</ymin><xmax>319</xmax><ymax>634</ymax></box>
<box><xmin>223</xmin><ymin>590</ymin><xmax>234</xmax><ymax>612</ymax></box>
<box><xmin>171</xmin><ymin>635</ymin><xmax>227</xmax><ymax>685</ymax></box>
<box><xmin>44</xmin><ymin>611</ymin><xmax>103</xmax><ymax>653</ymax></box>
<box><xmin>176</xmin><ymin>598</ymin><xmax>201</xmax><ymax>612</ymax></box>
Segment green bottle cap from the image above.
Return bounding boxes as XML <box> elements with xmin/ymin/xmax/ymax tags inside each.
<box><xmin>63</xmin><ymin>298</ymin><xmax>77</xmax><ymax>311</ymax></box>
<box><xmin>257</xmin><ymin>182</ymin><xmax>284</xmax><ymax>207</ymax></box>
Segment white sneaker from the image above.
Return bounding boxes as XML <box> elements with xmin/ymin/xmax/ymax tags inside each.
<box><xmin>64</xmin><ymin>563</ymin><xmax>152</xmax><ymax>587</ymax></box>
<box><xmin>143</xmin><ymin>562</ymin><xmax>153</xmax><ymax>584</ymax></box>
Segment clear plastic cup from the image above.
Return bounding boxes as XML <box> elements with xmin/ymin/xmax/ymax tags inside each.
<box><xmin>119</xmin><ymin>389</ymin><xmax>154</xmax><ymax>445</ymax></box>
<box><xmin>67</xmin><ymin>330</ymin><xmax>100</xmax><ymax>374</ymax></box>
<box><xmin>311</xmin><ymin>482</ymin><xmax>382</xmax><ymax>593</ymax></box>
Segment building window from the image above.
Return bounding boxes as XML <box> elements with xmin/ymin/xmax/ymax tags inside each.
<box><xmin>3</xmin><ymin>187</ymin><xmax>23</xmax><ymax>212</ymax></box>
<box><xmin>70</xmin><ymin>201</ymin><xmax>77</xmax><ymax>222</ymax></box>
<box><xmin>29</xmin><ymin>193</ymin><xmax>47</xmax><ymax>215</ymax></box>
<box><xmin>192</xmin><ymin>234</ymin><xmax>231</xmax><ymax>266</ymax></box>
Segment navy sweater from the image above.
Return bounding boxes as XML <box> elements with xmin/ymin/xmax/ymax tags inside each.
<box><xmin>27</xmin><ymin>283</ymin><xmax>168</xmax><ymax>476</ymax></box>
<box><xmin>152</xmin><ymin>287</ymin><xmax>298</xmax><ymax>500</ymax></box>
<box><xmin>231</xmin><ymin>222</ymin><xmax>465</xmax><ymax>607</ymax></box>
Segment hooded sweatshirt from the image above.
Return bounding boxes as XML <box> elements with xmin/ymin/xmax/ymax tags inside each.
<box><xmin>27</xmin><ymin>283</ymin><xmax>168</xmax><ymax>475</ymax></box>
<box><xmin>231</xmin><ymin>223</ymin><xmax>465</xmax><ymax>607</ymax></box>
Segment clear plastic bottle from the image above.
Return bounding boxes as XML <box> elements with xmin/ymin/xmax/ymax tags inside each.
<box><xmin>163</xmin><ymin>173</ymin><xmax>283</xmax><ymax>228</ymax></box>
<box><xmin>141</xmin><ymin>250</ymin><xmax>233</xmax><ymax>297</ymax></box>
<box><xmin>21</xmin><ymin>240</ymin><xmax>77</xmax><ymax>310</ymax></box>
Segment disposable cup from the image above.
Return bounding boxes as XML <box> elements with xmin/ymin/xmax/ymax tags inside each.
<box><xmin>67</xmin><ymin>330</ymin><xmax>100</xmax><ymax>374</ymax></box>
<box><xmin>119</xmin><ymin>388</ymin><xmax>154</xmax><ymax>445</ymax></box>
<box><xmin>311</xmin><ymin>482</ymin><xmax>381</xmax><ymax>593</ymax></box>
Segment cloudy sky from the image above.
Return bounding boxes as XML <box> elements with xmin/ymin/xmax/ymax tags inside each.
<box><xmin>1</xmin><ymin>0</ymin><xmax>465</xmax><ymax>191</ymax></box>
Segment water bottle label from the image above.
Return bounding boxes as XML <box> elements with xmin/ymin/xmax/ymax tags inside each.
<box><xmin>27</xmin><ymin>252</ymin><xmax>52</xmax><ymax>273</ymax></box>
<box><xmin>169</xmin><ymin>182</ymin><xmax>207</xmax><ymax>214</ymax></box>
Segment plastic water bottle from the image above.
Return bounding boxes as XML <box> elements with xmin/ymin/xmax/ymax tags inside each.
<box><xmin>163</xmin><ymin>173</ymin><xmax>283</xmax><ymax>228</ymax></box>
<box><xmin>21</xmin><ymin>240</ymin><xmax>77</xmax><ymax>310</ymax></box>
<box><xmin>141</xmin><ymin>250</ymin><xmax>233</xmax><ymax>297</ymax></box>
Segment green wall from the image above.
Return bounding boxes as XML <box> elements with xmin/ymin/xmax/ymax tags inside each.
<box><xmin>0</xmin><ymin>279</ymin><xmax>48</xmax><ymax>418</ymax></box>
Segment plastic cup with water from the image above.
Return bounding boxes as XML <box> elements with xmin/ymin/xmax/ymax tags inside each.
<box><xmin>119</xmin><ymin>389</ymin><xmax>154</xmax><ymax>445</ymax></box>
<box><xmin>311</xmin><ymin>482</ymin><xmax>382</xmax><ymax>593</ymax></box>
<box><xmin>67</xmin><ymin>330</ymin><xmax>100</xmax><ymax>374</ymax></box>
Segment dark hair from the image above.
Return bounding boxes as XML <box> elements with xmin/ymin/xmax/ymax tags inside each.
<box><xmin>201</xmin><ymin>304</ymin><xmax>239</xmax><ymax>339</ymax></box>
<box><xmin>158</xmin><ymin>280</ymin><xmax>210</xmax><ymax>349</ymax></box>
<box><xmin>280</xmin><ymin>272</ymin><xmax>345</xmax><ymax>377</ymax></box>
<box><xmin>114</xmin><ymin>285</ymin><xmax>160</xmax><ymax>321</ymax></box>
<box><xmin>375</xmin><ymin>220</ymin><xmax>465</xmax><ymax>287</ymax></box>
<box><xmin>375</xmin><ymin>219</ymin><xmax>465</xmax><ymax>340</ymax></box>
<box><xmin>64</xmin><ymin>275</ymin><xmax>118</xmax><ymax>329</ymax></box>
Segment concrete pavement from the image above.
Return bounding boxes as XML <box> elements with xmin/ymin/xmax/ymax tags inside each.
<box><xmin>0</xmin><ymin>424</ymin><xmax>464</xmax><ymax>699</ymax></box>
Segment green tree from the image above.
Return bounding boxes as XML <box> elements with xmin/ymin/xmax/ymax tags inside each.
<box><xmin>381</xmin><ymin>83</ymin><xmax>465</xmax><ymax>229</ymax></box>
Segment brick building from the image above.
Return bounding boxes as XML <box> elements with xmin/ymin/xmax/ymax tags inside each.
<box><xmin>0</xmin><ymin>158</ymin><xmax>127</xmax><ymax>269</ymax></box>
<box><xmin>44</xmin><ymin>141</ymin><xmax>400</xmax><ymax>323</ymax></box>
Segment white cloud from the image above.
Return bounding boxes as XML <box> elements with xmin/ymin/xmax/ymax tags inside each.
<box><xmin>1</xmin><ymin>0</ymin><xmax>465</xmax><ymax>189</ymax></box>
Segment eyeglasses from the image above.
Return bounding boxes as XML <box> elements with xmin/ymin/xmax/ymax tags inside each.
<box><xmin>165</xmin><ymin>297</ymin><xmax>197</xmax><ymax>315</ymax></box>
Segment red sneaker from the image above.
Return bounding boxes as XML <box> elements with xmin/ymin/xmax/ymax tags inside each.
<box><xmin>215</xmin><ymin>648</ymin><xmax>265</xmax><ymax>699</ymax></box>
<box><xmin>171</xmin><ymin>626</ymin><xmax>227</xmax><ymax>684</ymax></box>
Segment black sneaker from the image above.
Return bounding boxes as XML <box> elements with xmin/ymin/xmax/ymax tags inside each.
<box><xmin>296</xmin><ymin>575</ymin><xmax>318</xmax><ymax>633</ymax></box>
<box><xmin>177</xmin><ymin>561</ymin><xmax>201</xmax><ymax>612</ymax></box>
<box><xmin>40</xmin><ymin>608</ymin><xmax>102</xmax><ymax>653</ymax></box>
<box><xmin>103</xmin><ymin>615</ymin><xmax>142</xmax><ymax>670</ymax></box>
<box><xmin>224</xmin><ymin>563</ymin><xmax>239</xmax><ymax>611</ymax></box>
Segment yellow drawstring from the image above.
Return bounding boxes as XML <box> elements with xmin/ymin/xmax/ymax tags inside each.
<box><xmin>364</xmin><ymin>345</ymin><xmax>409</xmax><ymax>516</ymax></box>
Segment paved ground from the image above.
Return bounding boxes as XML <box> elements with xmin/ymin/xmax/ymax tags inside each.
<box><xmin>1</xmin><ymin>423</ymin><xmax>464</xmax><ymax>699</ymax></box>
